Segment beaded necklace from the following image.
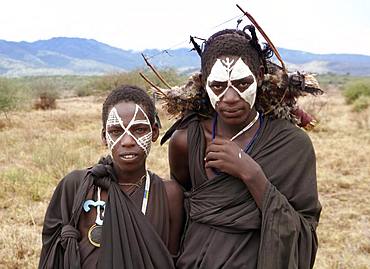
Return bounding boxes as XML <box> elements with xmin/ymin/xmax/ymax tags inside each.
<box><xmin>212</xmin><ymin>112</ymin><xmax>262</xmax><ymax>151</ymax></box>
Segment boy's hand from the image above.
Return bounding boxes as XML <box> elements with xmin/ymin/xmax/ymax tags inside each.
<box><xmin>204</xmin><ymin>137</ymin><xmax>260</xmax><ymax>183</ymax></box>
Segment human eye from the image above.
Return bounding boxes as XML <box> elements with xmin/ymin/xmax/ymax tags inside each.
<box><xmin>239</xmin><ymin>80</ymin><xmax>250</xmax><ymax>87</ymax></box>
<box><xmin>233</xmin><ymin>76</ymin><xmax>254</xmax><ymax>91</ymax></box>
<box><xmin>213</xmin><ymin>85</ymin><xmax>223</xmax><ymax>91</ymax></box>
<box><xmin>108</xmin><ymin>126</ymin><xmax>123</xmax><ymax>136</ymax></box>
<box><xmin>136</xmin><ymin>127</ymin><xmax>145</xmax><ymax>134</ymax></box>
<box><xmin>209</xmin><ymin>81</ymin><xmax>227</xmax><ymax>93</ymax></box>
<box><xmin>133</xmin><ymin>125</ymin><xmax>149</xmax><ymax>135</ymax></box>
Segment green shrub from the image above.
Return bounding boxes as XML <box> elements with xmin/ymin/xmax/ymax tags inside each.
<box><xmin>0</xmin><ymin>78</ymin><xmax>19</xmax><ymax>115</ymax></box>
<box><xmin>343</xmin><ymin>80</ymin><xmax>370</xmax><ymax>104</ymax></box>
<box><xmin>29</xmin><ymin>79</ymin><xmax>60</xmax><ymax>99</ymax></box>
<box><xmin>87</xmin><ymin>69</ymin><xmax>187</xmax><ymax>94</ymax></box>
<box><xmin>75</xmin><ymin>85</ymin><xmax>95</xmax><ymax>97</ymax></box>
<box><xmin>28</xmin><ymin>79</ymin><xmax>59</xmax><ymax>110</ymax></box>
<box><xmin>16</xmin><ymin>75</ymin><xmax>97</xmax><ymax>98</ymax></box>
<box><xmin>352</xmin><ymin>95</ymin><xmax>370</xmax><ymax>112</ymax></box>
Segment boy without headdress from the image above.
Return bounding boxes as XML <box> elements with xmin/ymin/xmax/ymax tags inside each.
<box><xmin>39</xmin><ymin>85</ymin><xmax>183</xmax><ymax>269</ymax></box>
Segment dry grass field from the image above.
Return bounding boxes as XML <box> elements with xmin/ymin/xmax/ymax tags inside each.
<box><xmin>0</xmin><ymin>87</ymin><xmax>369</xmax><ymax>268</ymax></box>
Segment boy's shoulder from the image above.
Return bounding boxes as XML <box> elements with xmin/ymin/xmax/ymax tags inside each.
<box><xmin>64</xmin><ymin>168</ymin><xmax>89</xmax><ymax>180</ymax></box>
<box><xmin>148</xmin><ymin>172</ymin><xmax>183</xmax><ymax>197</ymax></box>
<box><xmin>268</xmin><ymin>117</ymin><xmax>313</xmax><ymax>142</ymax></box>
<box><xmin>147</xmin><ymin>171</ymin><xmax>166</xmax><ymax>187</ymax></box>
<box><xmin>163</xmin><ymin>179</ymin><xmax>183</xmax><ymax>197</ymax></box>
<box><xmin>161</xmin><ymin>111</ymin><xmax>210</xmax><ymax>145</ymax></box>
<box><xmin>56</xmin><ymin>168</ymin><xmax>90</xmax><ymax>193</ymax></box>
<box><xmin>265</xmin><ymin>117</ymin><xmax>315</xmax><ymax>155</ymax></box>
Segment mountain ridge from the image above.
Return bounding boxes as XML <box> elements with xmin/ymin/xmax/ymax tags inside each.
<box><xmin>1</xmin><ymin>37</ymin><xmax>369</xmax><ymax>76</ymax></box>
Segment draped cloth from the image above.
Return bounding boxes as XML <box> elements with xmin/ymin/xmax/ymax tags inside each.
<box><xmin>169</xmin><ymin>113</ymin><xmax>321</xmax><ymax>269</ymax></box>
<box><xmin>38</xmin><ymin>157</ymin><xmax>175</xmax><ymax>269</ymax></box>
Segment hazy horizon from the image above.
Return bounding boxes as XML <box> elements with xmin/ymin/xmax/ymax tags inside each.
<box><xmin>1</xmin><ymin>0</ymin><xmax>370</xmax><ymax>56</ymax></box>
<box><xmin>2</xmin><ymin>36</ymin><xmax>370</xmax><ymax>58</ymax></box>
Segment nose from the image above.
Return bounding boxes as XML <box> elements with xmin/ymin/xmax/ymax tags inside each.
<box><xmin>119</xmin><ymin>133</ymin><xmax>136</xmax><ymax>148</ymax></box>
<box><xmin>221</xmin><ymin>86</ymin><xmax>240</xmax><ymax>104</ymax></box>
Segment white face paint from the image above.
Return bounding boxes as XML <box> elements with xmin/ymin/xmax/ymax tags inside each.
<box><xmin>105</xmin><ymin>104</ymin><xmax>152</xmax><ymax>156</ymax></box>
<box><xmin>205</xmin><ymin>57</ymin><xmax>257</xmax><ymax>109</ymax></box>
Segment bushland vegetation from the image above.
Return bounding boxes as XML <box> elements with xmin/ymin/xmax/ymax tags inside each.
<box><xmin>0</xmin><ymin>71</ymin><xmax>369</xmax><ymax>268</ymax></box>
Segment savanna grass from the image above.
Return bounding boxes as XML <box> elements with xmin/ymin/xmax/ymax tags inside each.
<box><xmin>0</xmin><ymin>83</ymin><xmax>369</xmax><ymax>268</ymax></box>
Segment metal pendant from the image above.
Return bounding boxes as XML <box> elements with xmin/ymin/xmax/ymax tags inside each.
<box><xmin>88</xmin><ymin>224</ymin><xmax>102</xmax><ymax>248</ymax></box>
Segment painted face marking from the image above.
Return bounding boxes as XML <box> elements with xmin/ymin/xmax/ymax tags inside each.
<box><xmin>105</xmin><ymin>104</ymin><xmax>152</xmax><ymax>156</ymax></box>
<box><xmin>206</xmin><ymin>57</ymin><xmax>257</xmax><ymax>109</ymax></box>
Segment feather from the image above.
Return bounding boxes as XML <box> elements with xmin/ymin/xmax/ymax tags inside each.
<box><xmin>293</xmin><ymin>107</ymin><xmax>317</xmax><ymax>130</ymax></box>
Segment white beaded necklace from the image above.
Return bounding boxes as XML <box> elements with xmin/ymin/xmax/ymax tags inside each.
<box><xmin>230</xmin><ymin>112</ymin><xmax>260</xmax><ymax>141</ymax></box>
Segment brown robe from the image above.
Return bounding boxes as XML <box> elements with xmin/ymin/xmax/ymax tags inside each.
<box><xmin>38</xmin><ymin>156</ymin><xmax>174</xmax><ymax>269</ymax></box>
<box><xmin>166</xmin><ymin>113</ymin><xmax>321</xmax><ymax>269</ymax></box>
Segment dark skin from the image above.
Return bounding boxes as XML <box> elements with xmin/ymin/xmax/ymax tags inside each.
<box><xmin>169</xmin><ymin>55</ymin><xmax>267</xmax><ymax>209</ymax></box>
<box><xmin>79</xmin><ymin>101</ymin><xmax>184</xmax><ymax>255</ymax></box>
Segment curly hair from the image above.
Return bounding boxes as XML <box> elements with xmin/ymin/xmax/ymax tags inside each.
<box><xmin>102</xmin><ymin>85</ymin><xmax>156</xmax><ymax>128</ymax></box>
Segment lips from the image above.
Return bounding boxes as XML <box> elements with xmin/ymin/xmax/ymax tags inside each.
<box><xmin>119</xmin><ymin>152</ymin><xmax>139</xmax><ymax>161</ymax></box>
<box><xmin>219</xmin><ymin>108</ymin><xmax>244</xmax><ymax>118</ymax></box>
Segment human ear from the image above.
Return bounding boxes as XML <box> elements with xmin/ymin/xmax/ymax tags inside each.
<box><xmin>101</xmin><ymin>128</ymin><xmax>108</xmax><ymax>147</ymax></box>
<box><xmin>151</xmin><ymin>123</ymin><xmax>160</xmax><ymax>142</ymax></box>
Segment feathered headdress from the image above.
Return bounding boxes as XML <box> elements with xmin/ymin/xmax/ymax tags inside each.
<box><xmin>140</xmin><ymin>5</ymin><xmax>323</xmax><ymax>130</ymax></box>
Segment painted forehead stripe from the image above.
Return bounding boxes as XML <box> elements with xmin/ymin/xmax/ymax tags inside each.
<box><xmin>106</xmin><ymin>104</ymin><xmax>152</xmax><ymax>156</ymax></box>
<box><xmin>205</xmin><ymin>57</ymin><xmax>257</xmax><ymax>109</ymax></box>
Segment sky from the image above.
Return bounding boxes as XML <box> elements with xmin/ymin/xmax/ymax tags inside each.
<box><xmin>1</xmin><ymin>0</ymin><xmax>370</xmax><ymax>56</ymax></box>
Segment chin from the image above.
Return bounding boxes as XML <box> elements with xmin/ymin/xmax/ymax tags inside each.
<box><xmin>221</xmin><ymin>116</ymin><xmax>248</xmax><ymax>126</ymax></box>
<box><xmin>218</xmin><ymin>111</ymin><xmax>250</xmax><ymax>125</ymax></box>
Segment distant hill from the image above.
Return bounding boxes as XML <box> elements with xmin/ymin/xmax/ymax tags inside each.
<box><xmin>1</xmin><ymin>37</ymin><xmax>370</xmax><ymax>76</ymax></box>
